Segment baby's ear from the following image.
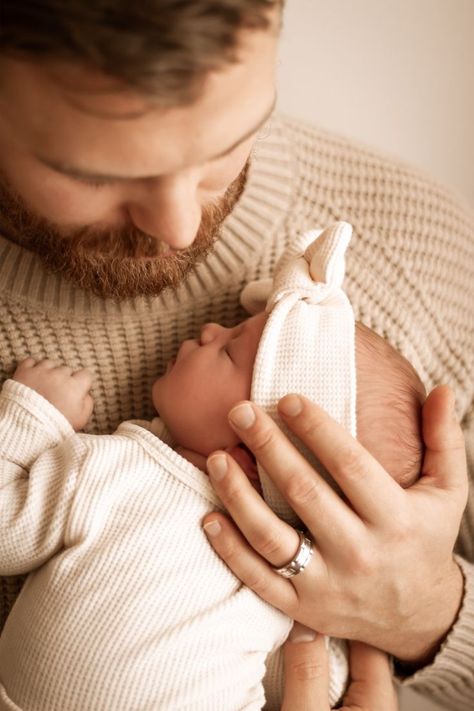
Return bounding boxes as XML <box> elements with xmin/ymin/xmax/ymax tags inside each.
<box><xmin>225</xmin><ymin>444</ymin><xmax>262</xmax><ymax>494</ymax></box>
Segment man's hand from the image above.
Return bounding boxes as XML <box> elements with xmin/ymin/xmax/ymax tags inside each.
<box><xmin>13</xmin><ymin>358</ymin><xmax>94</xmax><ymax>431</ymax></box>
<box><xmin>282</xmin><ymin>624</ymin><xmax>398</xmax><ymax>710</ymax></box>
<box><xmin>202</xmin><ymin>385</ymin><xmax>468</xmax><ymax>662</ymax></box>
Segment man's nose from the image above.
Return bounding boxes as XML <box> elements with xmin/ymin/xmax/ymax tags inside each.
<box><xmin>199</xmin><ymin>323</ymin><xmax>228</xmax><ymax>345</ymax></box>
<box><xmin>126</xmin><ymin>172</ymin><xmax>202</xmax><ymax>250</ymax></box>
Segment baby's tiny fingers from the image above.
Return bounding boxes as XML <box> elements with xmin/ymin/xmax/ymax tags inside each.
<box><xmin>82</xmin><ymin>394</ymin><xmax>95</xmax><ymax>418</ymax></box>
<box><xmin>72</xmin><ymin>368</ymin><xmax>93</xmax><ymax>389</ymax></box>
<box><xmin>55</xmin><ymin>365</ymin><xmax>73</xmax><ymax>376</ymax></box>
<box><xmin>37</xmin><ymin>359</ymin><xmax>58</xmax><ymax>370</ymax></box>
<box><xmin>17</xmin><ymin>357</ymin><xmax>36</xmax><ymax>369</ymax></box>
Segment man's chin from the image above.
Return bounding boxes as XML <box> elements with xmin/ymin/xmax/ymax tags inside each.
<box><xmin>0</xmin><ymin>161</ymin><xmax>248</xmax><ymax>301</ymax></box>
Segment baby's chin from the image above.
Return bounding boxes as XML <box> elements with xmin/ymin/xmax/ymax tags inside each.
<box><xmin>169</xmin><ymin>422</ymin><xmax>240</xmax><ymax>458</ymax></box>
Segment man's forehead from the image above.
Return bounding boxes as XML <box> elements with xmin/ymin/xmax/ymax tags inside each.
<box><xmin>35</xmin><ymin>94</ymin><xmax>277</xmax><ymax>181</ymax></box>
<box><xmin>0</xmin><ymin>24</ymin><xmax>278</xmax><ymax>176</ymax></box>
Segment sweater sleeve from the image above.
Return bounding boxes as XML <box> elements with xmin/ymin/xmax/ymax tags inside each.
<box><xmin>0</xmin><ymin>379</ymin><xmax>80</xmax><ymax>576</ymax></box>
<box><xmin>395</xmin><ymin>409</ymin><xmax>474</xmax><ymax>709</ymax></box>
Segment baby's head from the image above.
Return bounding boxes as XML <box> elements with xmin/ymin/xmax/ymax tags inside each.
<box><xmin>354</xmin><ymin>322</ymin><xmax>425</xmax><ymax>487</ymax></box>
<box><xmin>153</xmin><ymin>314</ymin><xmax>425</xmax><ymax>489</ymax></box>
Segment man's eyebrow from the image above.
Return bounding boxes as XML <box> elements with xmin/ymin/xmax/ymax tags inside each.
<box><xmin>36</xmin><ymin>95</ymin><xmax>277</xmax><ymax>183</ymax></box>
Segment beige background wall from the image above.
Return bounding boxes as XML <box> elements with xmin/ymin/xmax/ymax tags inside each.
<box><xmin>277</xmin><ymin>2</ymin><xmax>473</xmax><ymax>710</ymax></box>
<box><xmin>277</xmin><ymin>0</ymin><xmax>474</xmax><ymax>208</ymax></box>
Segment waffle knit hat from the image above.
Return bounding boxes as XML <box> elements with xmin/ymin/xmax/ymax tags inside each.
<box><xmin>240</xmin><ymin>221</ymin><xmax>356</xmax><ymax>527</ymax></box>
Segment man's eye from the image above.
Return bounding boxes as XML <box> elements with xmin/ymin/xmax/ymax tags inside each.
<box><xmin>63</xmin><ymin>172</ymin><xmax>115</xmax><ymax>189</ymax></box>
<box><xmin>76</xmin><ymin>177</ymin><xmax>112</xmax><ymax>189</ymax></box>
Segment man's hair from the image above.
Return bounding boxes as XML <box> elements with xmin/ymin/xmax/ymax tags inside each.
<box><xmin>0</xmin><ymin>1</ymin><xmax>281</xmax><ymax>104</ymax></box>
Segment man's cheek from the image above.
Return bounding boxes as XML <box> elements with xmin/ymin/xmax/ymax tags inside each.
<box><xmin>31</xmin><ymin>184</ymin><xmax>114</xmax><ymax>225</ymax></box>
<box><xmin>7</xmin><ymin>165</ymin><xmax>116</xmax><ymax>227</ymax></box>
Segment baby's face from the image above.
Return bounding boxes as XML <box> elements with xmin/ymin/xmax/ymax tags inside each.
<box><xmin>152</xmin><ymin>312</ymin><xmax>266</xmax><ymax>455</ymax></box>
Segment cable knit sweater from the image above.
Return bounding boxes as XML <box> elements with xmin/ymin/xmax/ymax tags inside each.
<box><xmin>0</xmin><ymin>114</ymin><xmax>473</xmax><ymax>709</ymax></box>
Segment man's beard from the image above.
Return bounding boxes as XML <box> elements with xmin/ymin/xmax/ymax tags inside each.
<box><xmin>0</xmin><ymin>164</ymin><xmax>248</xmax><ymax>300</ymax></box>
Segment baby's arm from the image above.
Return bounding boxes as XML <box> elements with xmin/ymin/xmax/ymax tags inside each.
<box><xmin>0</xmin><ymin>360</ymin><xmax>91</xmax><ymax>575</ymax></box>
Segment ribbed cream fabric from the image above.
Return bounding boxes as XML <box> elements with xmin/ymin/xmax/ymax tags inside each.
<box><xmin>0</xmin><ymin>379</ymin><xmax>292</xmax><ymax>711</ymax></box>
<box><xmin>0</xmin><ymin>113</ymin><xmax>473</xmax><ymax>709</ymax></box>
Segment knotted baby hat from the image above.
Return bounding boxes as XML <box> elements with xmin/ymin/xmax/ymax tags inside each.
<box><xmin>241</xmin><ymin>221</ymin><xmax>357</xmax><ymax>526</ymax></box>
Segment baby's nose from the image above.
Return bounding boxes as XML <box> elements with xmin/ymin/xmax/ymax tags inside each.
<box><xmin>199</xmin><ymin>322</ymin><xmax>227</xmax><ymax>345</ymax></box>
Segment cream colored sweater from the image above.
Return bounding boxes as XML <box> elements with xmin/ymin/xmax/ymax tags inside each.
<box><xmin>0</xmin><ymin>114</ymin><xmax>473</xmax><ymax>709</ymax></box>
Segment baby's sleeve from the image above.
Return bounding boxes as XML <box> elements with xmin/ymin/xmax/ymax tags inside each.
<box><xmin>0</xmin><ymin>379</ymin><xmax>82</xmax><ymax>576</ymax></box>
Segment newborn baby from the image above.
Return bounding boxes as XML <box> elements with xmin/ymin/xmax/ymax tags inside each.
<box><xmin>154</xmin><ymin>313</ymin><xmax>424</xmax><ymax>491</ymax></box>
<box><xmin>0</xmin><ymin>223</ymin><xmax>425</xmax><ymax>711</ymax></box>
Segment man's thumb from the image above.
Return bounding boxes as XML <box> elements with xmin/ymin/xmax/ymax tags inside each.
<box><xmin>281</xmin><ymin>623</ymin><xmax>330</xmax><ymax>711</ymax></box>
<box><xmin>420</xmin><ymin>384</ymin><xmax>467</xmax><ymax>492</ymax></box>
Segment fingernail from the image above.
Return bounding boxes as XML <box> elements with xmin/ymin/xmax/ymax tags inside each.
<box><xmin>203</xmin><ymin>520</ymin><xmax>222</xmax><ymax>537</ymax></box>
<box><xmin>289</xmin><ymin>622</ymin><xmax>317</xmax><ymax>643</ymax></box>
<box><xmin>207</xmin><ymin>454</ymin><xmax>228</xmax><ymax>481</ymax></box>
<box><xmin>229</xmin><ymin>403</ymin><xmax>256</xmax><ymax>430</ymax></box>
<box><xmin>278</xmin><ymin>394</ymin><xmax>303</xmax><ymax>417</ymax></box>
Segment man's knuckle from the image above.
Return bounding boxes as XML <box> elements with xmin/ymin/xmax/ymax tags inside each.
<box><xmin>244</xmin><ymin>570</ymin><xmax>270</xmax><ymax>596</ymax></box>
<box><xmin>296</xmin><ymin>409</ymin><xmax>327</xmax><ymax>439</ymax></box>
<box><xmin>285</xmin><ymin>475</ymin><xmax>321</xmax><ymax>507</ymax></box>
<box><xmin>391</xmin><ymin>511</ymin><xmax>414</xmax><ymax>541</ymax></box>
<box><xmin>347</xmin><ymin>546</ymin><xmax>375</xmax><ymax>577</ymax></box>
<box><xmin>221</xmin><ymin>480</ymin><xmax>247</xmax><ymax>507</ymax></box>
<box><xmin>289</xmin><ymin>660</ymin><xmax>326</xmax><ymax>682</ymax></box>
<box><xmin>247</xmin><ymin>425</ymin><xmax>277</xmax><ymax>453</ymax></box>
<box><xmin>252</xmin><ymin>529</ymin><xmax>282</xmax><ymax>559</ymax></box>
<box><xmin>336</xmin><ymin>445</ymin><xmax>366</xmax><ymax>482</ymax></box>
<box><xmin>219</xmin><ymin>538</ymin><xmax>239</xmax><ymax>564</ymax></box>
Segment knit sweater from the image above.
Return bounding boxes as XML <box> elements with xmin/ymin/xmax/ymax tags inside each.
<box><xmin>0</xmin><ymin>113</ymin><xmax>473</xmax><ymax>709</ymax></box>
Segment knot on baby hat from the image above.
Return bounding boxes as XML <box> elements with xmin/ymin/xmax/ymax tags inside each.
<box><xmin>248</xmin><ymin>222</ymin><xmax>357</xmax><ymax>526</ymax></box>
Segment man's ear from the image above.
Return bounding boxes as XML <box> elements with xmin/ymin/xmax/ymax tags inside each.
<box><xmin>225</xmin><ymin>444</ymin><xmax>262</xmax><ymax>494</ymax></box>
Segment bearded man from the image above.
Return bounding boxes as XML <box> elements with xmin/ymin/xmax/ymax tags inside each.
<box><xmin>0</xmin><ymin>2</ymin><xmax>473</xmax><ymax>711</ymax></box>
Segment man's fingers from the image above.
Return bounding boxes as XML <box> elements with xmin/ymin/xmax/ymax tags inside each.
<box><xmin>340</xmin><ymin>642</ymin><xmax>398</xmax><ymax>711</ymax></box>
<box><xmin>420</xmin><ymin>385</ymin><xmax>468</xmax><ymax>494</ymax></box>
<box><xmin>202</xmin><ymin>512</ymin><xmax>298</xmax><ymax>614</ymax></box>
<box><xmin>224</xmin><ymin>402</ymin><xmax>364</xmax><ymax>548</ymax></box>
<box><xmin>275</xmin><ymin>394</ymin><xmax>405</xmax><ymax>524</ymax></box>
<box><xmin>348</xmin><ymin>641</ymin><xmax>393</xmax><ymax>686</ymax></box>
<box><xmin>207</xmin><ymin>450</ymin><xmax>302</xmax><ymax>567</ymax></box>
<box><xmin>281</xmin><ymin>624</ymin><xmax>330</xmax><ymax>711</ymax></box>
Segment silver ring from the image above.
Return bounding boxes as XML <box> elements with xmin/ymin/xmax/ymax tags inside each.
<box><xmin>272</xmin><ymin>530</ymin><xmax>314</xmax><ymax>579</ymax></box>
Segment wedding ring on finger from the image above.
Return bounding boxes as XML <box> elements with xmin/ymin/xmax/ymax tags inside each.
<box><xmin>272</xmin><ymin>529</ymin><xmax>314</xmax><ymax>579</ymax></box>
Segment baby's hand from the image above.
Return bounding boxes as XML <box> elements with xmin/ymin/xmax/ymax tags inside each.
<box><xmin>13</xmin><ymin>358</ymin><xmax>94</xmax><ymax>431</ymax></box>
